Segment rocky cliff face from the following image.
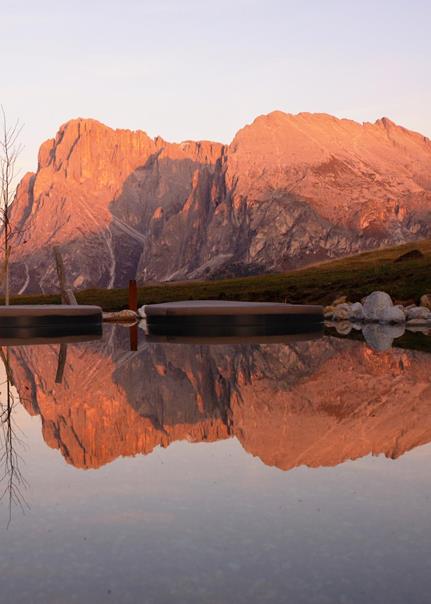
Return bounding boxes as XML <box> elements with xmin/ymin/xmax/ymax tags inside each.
<box><xmin>8</xmin><ymin>328</ymin><xmax>431</xmax><ymax>470</ymax></box>
<box><xmin>7</xmin><ymin>111</ymin><xmax>431</xmax><ymax>293</ymax></box>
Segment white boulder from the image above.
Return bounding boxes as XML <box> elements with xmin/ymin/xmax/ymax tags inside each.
<box><xmin>350</xmin><ymin>302</ymin><xmax>364</xmax><ymax>321</ymax></box>
<box><xmin>362</xmin><ymin>291</ymin><xmax>394</xmax><ymax>322</ymax></box>
<box><xmin>380</xmin><ymin>305</ymin><xmax>406</xmax><ymax>323</ymax></box>
<box><xmin>405</xmin><ymin>306</ymin><xmax>431</xmax><ymax>321</ymax></box>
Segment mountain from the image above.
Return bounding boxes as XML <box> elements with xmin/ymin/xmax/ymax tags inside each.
<box><xmin>8</xmin><ymin>327</ymin><xmax>431</xmax><ymax>470</ymax></box>
<box><xmin>8</xmin><ymin>112</ymin><xmax>431</xmax><ymax>293</ymax></box>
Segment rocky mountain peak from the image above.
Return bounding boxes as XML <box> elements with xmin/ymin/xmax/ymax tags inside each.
<box><xmin>5</xmin><ymin>110</ymin><xmax>431</xmax><ymax>293</ymax></box>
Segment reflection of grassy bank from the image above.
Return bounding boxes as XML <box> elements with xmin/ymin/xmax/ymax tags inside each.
<box><xmin>6</xmin><ymin>239</ymin><xmax>431</xmax><ymax>311</ymax></box>
<box><xmin>326</xmin><ymin>326</ymin><xmax>431</xmax><ymax>355</ymax></box>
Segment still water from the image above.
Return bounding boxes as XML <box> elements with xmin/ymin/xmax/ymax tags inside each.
<box><xmin>1</xmin><ymin>326</ymin><xmax>431</xmax><ymax>603</ymax></box>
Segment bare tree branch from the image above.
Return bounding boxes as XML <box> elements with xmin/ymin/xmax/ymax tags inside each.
<box><xmin>0</xmin><ymin>106</ymin><xmax>24</xmax><ymax>304</ymax></box>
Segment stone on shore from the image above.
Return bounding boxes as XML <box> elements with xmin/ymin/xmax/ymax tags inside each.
<box><xmin>380</xmin><ymin>305</ymin><xmax>406</xmax><ymax>323</ymax></box>
<box><xmin>323</xmin><ymin>305</ymin><xmax>336</xmax><ymax>318</ymax></box>
<box><xmin>350</xmin><ymin>302</ymin><xmax>364</xmax><ymax>321</ymax></box>
<box><xmin>420</xmin><ymin>294</ymin><xmax>431</xmax><ymax>310</ymax></box>
<box><xmin>332</xmin><ymin>303</ymin><xmax>352</xmax><ymax>320</ymax></box>
<box><xmin>362</xmin><ymin>291</ymin><xmax>394</xmax><ymax>322</ymax></box>
<box><xmin>406</xmin><ymin>306</ymin><xmax>431</xmax><ymax>321</ymax></box>
<box><xmin>325</xmin><ymin>301</ymin><xmax>364</xmax><ymax>321</ymax></box>
<box><xmin>103</xmin><ymin>309</ymin><xmax>138</xmax><ymax>323</ymax></box>
<box><xmin>332</xmin><ymin>295</ymin><xmax>347</xmax><ymax>306</ymax></box>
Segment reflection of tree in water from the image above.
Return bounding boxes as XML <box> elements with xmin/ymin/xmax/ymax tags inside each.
<box><xmin>0</xmin><ymin>348</ymin><xmax>28</xmax><ymax>527</ymax></box>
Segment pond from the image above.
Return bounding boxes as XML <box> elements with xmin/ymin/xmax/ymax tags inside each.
<box><xmin>1</xmin><ymin>325</ymin><xmax>431</xmax><ymax>603</ymax></box>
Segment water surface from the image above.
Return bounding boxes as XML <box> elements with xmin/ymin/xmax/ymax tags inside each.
<box><xmin>1</xmin><ymin>326</ymin><xmax>431</xmax><ymax>603</ymax></box>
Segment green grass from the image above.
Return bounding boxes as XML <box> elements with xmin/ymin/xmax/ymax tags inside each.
<box><xmin>5</xmin><ymin>239</ymin><xmax>431</xmax><ymax>311</ymax></box>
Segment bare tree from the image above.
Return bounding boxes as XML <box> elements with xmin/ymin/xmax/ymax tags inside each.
<box><xmin>0</xmin><ymin>106</ymin><xmax>24</xmax><ymax>305</ymax></box>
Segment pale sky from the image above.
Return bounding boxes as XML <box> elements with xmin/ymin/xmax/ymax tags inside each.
<box><xmin>1</xmin><ymin>0</ymin><xmax>430</xmax><ymax>174</ymax></box>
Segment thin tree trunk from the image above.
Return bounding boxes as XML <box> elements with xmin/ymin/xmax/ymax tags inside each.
<box><xmin>4</xmin><ymin>246</ymin><xmax>10</xmax><ymax>305</ymax></box>
<box><xmin>1</xmin><ymin>108</ymin><xmax>24</xmax><ymax>306</ymax></box>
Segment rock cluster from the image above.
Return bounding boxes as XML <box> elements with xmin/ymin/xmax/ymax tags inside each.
<box><xmin>325</xmin><ymin>291</ymin><xmax>431</xmax><ymax>326</ymax></box>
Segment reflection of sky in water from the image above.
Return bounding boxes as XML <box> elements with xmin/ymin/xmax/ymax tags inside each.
<box><xmin>1</xmin><ymin>331</ymin><xmax>431</xmax><ymax>603</ymax></box>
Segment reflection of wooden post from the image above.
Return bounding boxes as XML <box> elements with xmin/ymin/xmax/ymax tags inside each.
<box><xmin>55</xmin><ymin>343</ymin><xmax>68</xmax><ymax>384</ymax></box>
<box><xmin>129</xmin><ymin>280</ymin><xmax>138</xmax><ymax>350</ymax></box>
<box><xmin>53</xmin><ymin>246</ymin><xmax>76</xmax><ymax>385</ymax></box>
<box><xmin>53</xmin><ymin>246</ymin><xmax>77</xmax><ymax>305</ymax></box>
<box><xmin>128</xmin><ymin>279</ymin><xmax>137</xmax><ymax>312</ymax></box>
<box><xmin>129</xmin><ymin>323</ymin><xmax>138</xmax><ymax>351</ymax></box>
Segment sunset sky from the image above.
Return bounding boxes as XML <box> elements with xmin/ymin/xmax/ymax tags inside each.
<box><xmin>2</xmin><ymin>0</ymin><xmax>430</xmax><ymax>173</ymax></box>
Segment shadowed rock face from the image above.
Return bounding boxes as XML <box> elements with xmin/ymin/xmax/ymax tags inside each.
<box><xmin>8</xmin><ymin>328</ymin><xmax>431</xmax><ymax>470</ymax></box>
<box><xmin>8</xmin><ymin>112</ymin><xmax>431</xmax><ymax>293</ymax></box>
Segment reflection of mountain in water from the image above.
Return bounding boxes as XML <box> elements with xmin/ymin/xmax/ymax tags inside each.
<box><xmin>8</xmin><ymin>327</ymin><xmax>431</xmax><ymax>471</ymax></box>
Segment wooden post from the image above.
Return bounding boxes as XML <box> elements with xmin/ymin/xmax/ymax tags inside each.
<box><xmin>4</xmin><ymin>246</ymin><xmax>11</xmax><ymax>306</ymax></box>
<box><xmin>53</xmin><ymin>246</ymin><xmax>77</xmax><ymax>305</ymax></box>
<box><xmin>128</xmin><ymin>279</ymin><xmax>137</xmax><ymax>312</ymax></box>
<box><xmin>52</xmin><ymin>246</ymin><xmax>76</xmax><ymax>384</ymax></box>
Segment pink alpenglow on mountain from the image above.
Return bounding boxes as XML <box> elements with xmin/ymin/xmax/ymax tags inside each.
<box><xmin>8</xmin><ymin>111</ymin><xmax>431</xmax><ymax>293</ymax></box>
<box><xmin>9</xmin><ymin>334</ymin><xmax>431</xmax><ymax>471</ymax></box>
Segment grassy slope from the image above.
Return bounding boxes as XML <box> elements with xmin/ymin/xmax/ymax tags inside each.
<box><xmin>6</xmin><ymin>239</ymin><xmax>431</xmax><ymax>311</ymax></box>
